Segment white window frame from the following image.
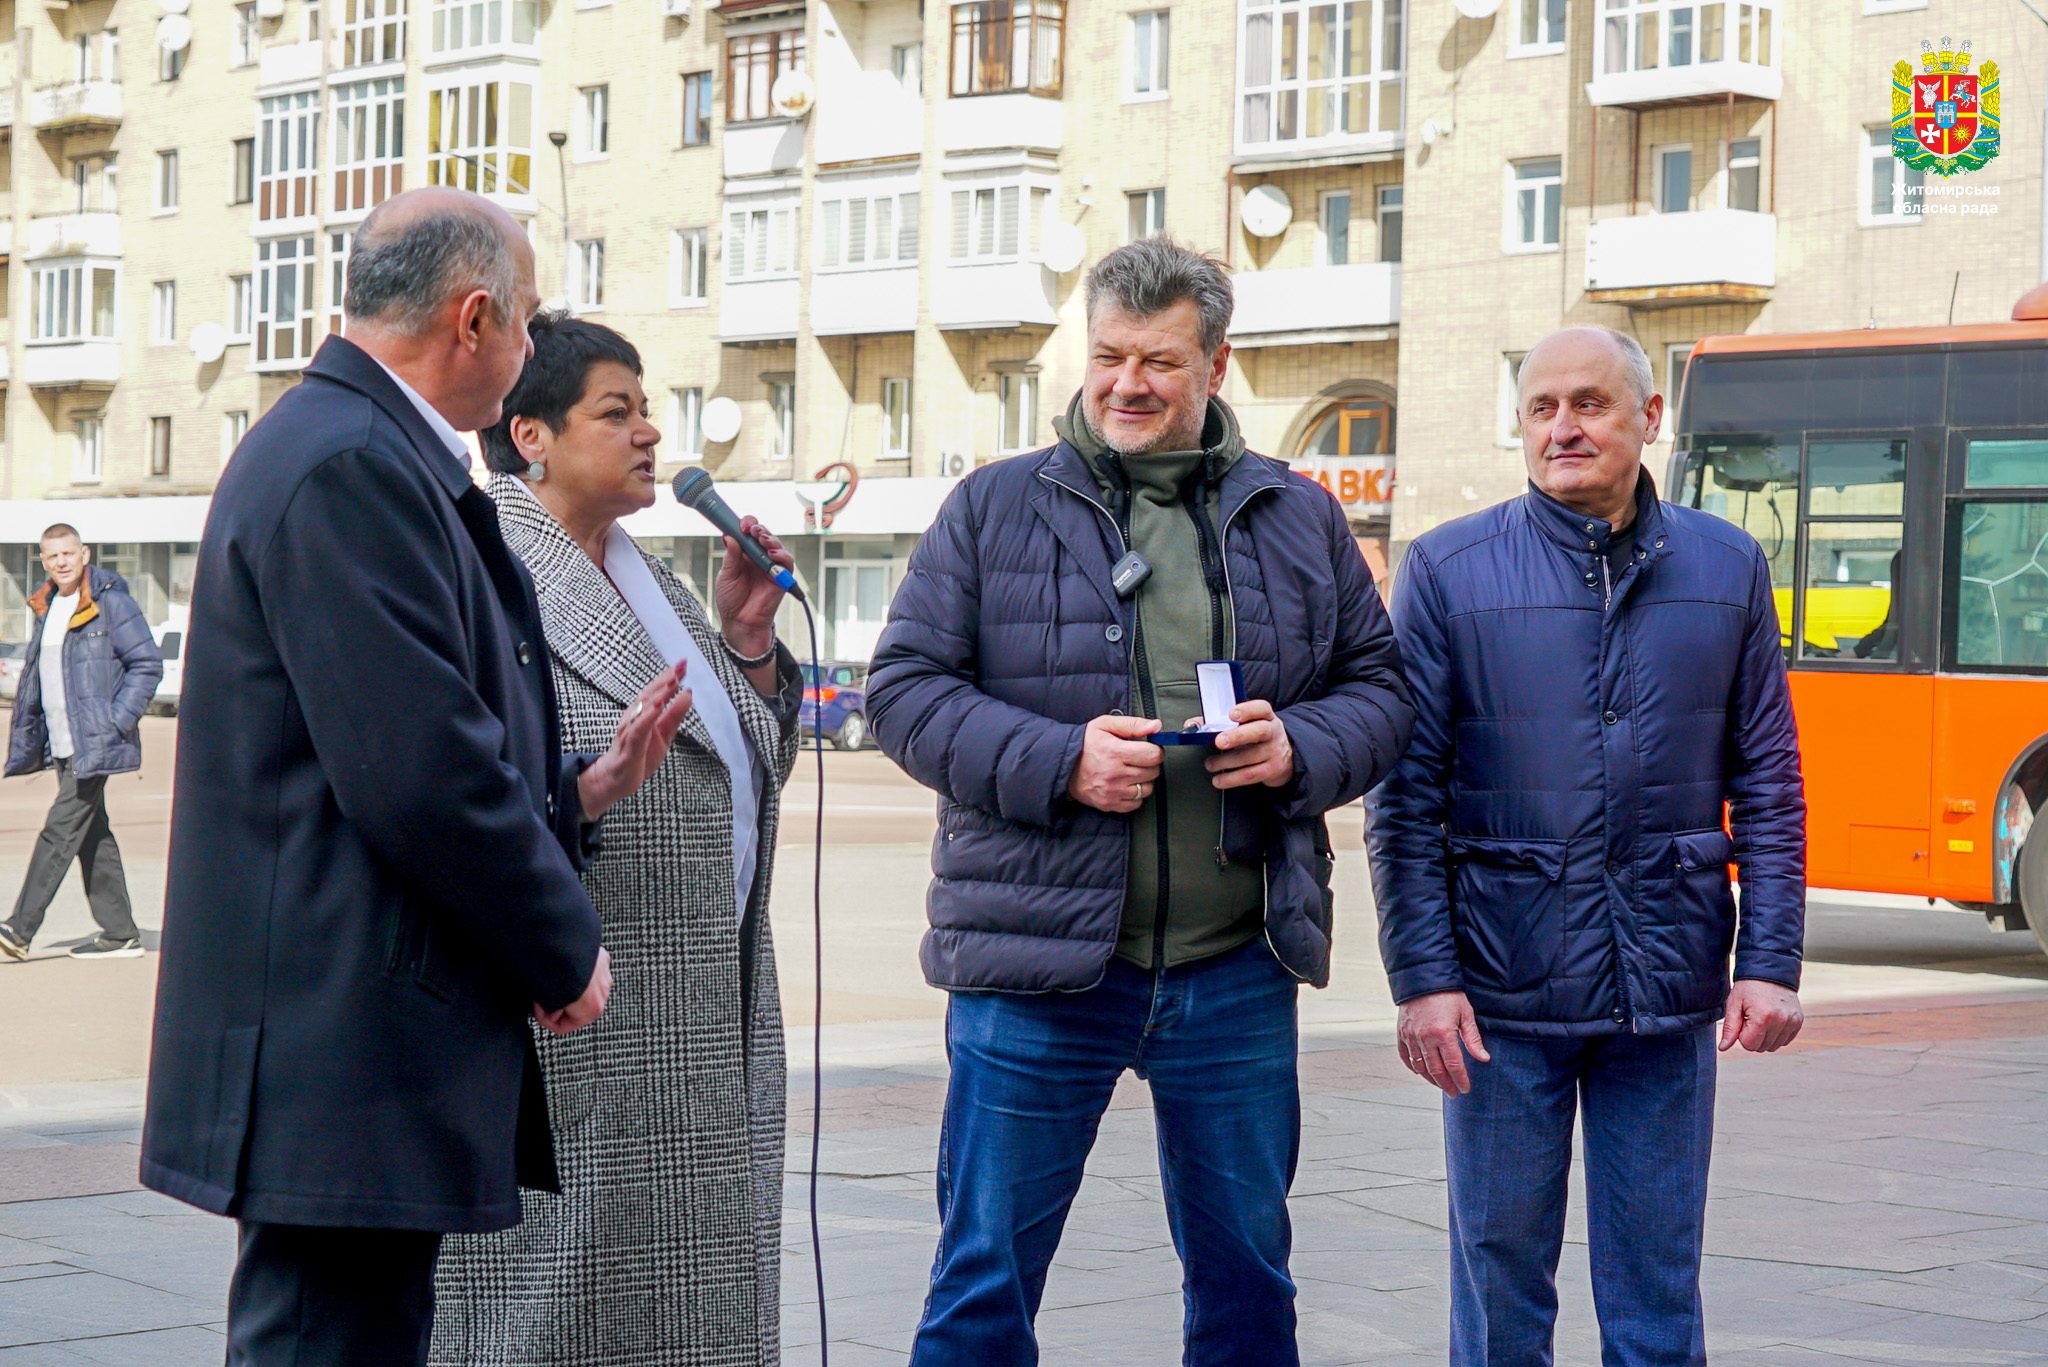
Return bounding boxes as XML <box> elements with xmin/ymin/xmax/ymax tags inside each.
<box><xmin>223</xmin><ymin>410</ymin><xmax>251</xmax><ymax>466</ymax></box>
<box><xmin>1860</xmin><ymin>124</ymin><xmax>1922</xmax><ymax>227</ymax></box>
<box><xmin>1377</xmin><ymin>183</ymin><xmax>1403</xmax><ymax>262</ymax></box>
<box><xmin>1653</xmin><ymin>142</ymin><xmax>1693</xmax><ymax>214</ymax></box>
<box><xmin>947</xmin><ymin>177</ymin><xmax>1053</xmax><ymax>263</ymax></box>
<box><xmin>1511</xmin><ymin>0</ymin><xmax>1566</xmax><ymax>55</ymax></box>
<box><xmin>1127</xmin><ymin>10</ymin><xmax>1170</xmax><ymax>102</ymax></box>
<box><xmin>998</xmin><ymin>372</ymin><xmax>1038</xmax><ymax>455</ymax></box>
<box><xmin>1319</xmin><ymin>189</ymin><xmax>1351</xmax><ymax>266</ymax></box>
<box><xmin>233</xmin><ymin>4</ymin><xmax>260</xmax><ymax>66</ymax></box>
<box><xmin>429</xmin><ymin>0</ymin><xmax>539</xmax><ymax>59</ymax></box>
<box><xmin>1664</xmin><ymin>342</ymin><xmax>1692</xmax><ymax>418</ymax></box>
<box><xmin>670</xmin><ymin>387</ymin><xmax>704</xmax><ymax>460</ymax></box>
<box><xmin>574</xmin><ymin>239</ymin><xmax>605</xmax><ymax>310</ymax></box>
<box><xmin>724</xmin><ymin>201</ymin><xmax>801</xmax><ymax>283</ymax></box>
<box><xmin>340</xmin><ymin>0</ymin><xmax>407</xmax><ymax>67</ymax></box>
<box><xmin>332</xmin><ymin>79</ymin><xmax>405</xmax><ymax>219</ymax></box>
<box><xmin>892</xmin><ymin>43</ymin><xmax>923</xmax><ymax>97</ymax></box>
<box><xmin>327</xmin><ymin>230</ymin><xmax>354</xmax><ymax>334</ymax></box>
<box><xmin>73</xmin><ymin>416</ymin><xmax>105</xmax><ymax>485</ymax></box>
<box><xmin>1594</xmin><ymin>0</ymin><xmax>1776</xmax><ymax>83</ymax></box>
<box><xmin>229</xmin><ymin>273</ymin><xmax>255</xmax><ymax>340</ymax></box>
<box><xmin>817</xmin><ymin>187</ymin><xmax>920</xmax><ymax>271</ymax></box>
<box><xmin>1236</xmin><ymin>0</ymin><xmax>1405</xmax><ymax>156</ymax></box>
<box><xmin>670</xmin><ymin>227</ymin><xmax>709</xmax><ymax>306</ymax></box>
<box><xmin>426</xmin><ymin>71</ymin><xmax>536</xmax><ymax>201</ymax></box>
<box><xmin>1127</xmin><ymin>188</ymin><xmax>1166</xmax><ymax>243</ymax></box>
<box><xmin>882</xmin><ymin>377</ymin><xmax>912</xmax><ymax>459</ymax></box>
<box><xmin>102</xmin><ymin>29</ymin><xmax>119</xmax><ymax>83</ymax></box>
<box><xmin>257</xmin><ymin>91</ymin><xmax>321</xmax><ymax>226</ymax></box>
<box><xmin>150</xmin><ymin>417</ymin><xmax>173</xmax><ymax>478</ymax></box>
<box><xmin>155</xmin><ymin>150</ymin><xmax>179</xmax><ymax>215</ymax></box>
<box><xmin>577</xmin><ymin>84</ymin><xmax>610</xmax><ymax>161</ymax></box>
<box><xmin>1498</xmin><ymin>350</ymin><xmax>1528</xmax><ymax>447</ymax></box>
<box><xmin>768</xmin><ymin>382</ymin><xmax>795</xmax><ymax>461</ymax></box>
<box><xmin>1506</xmin><ymin>158</ymin><xmax>1563</xmax><ymax>253</ymax></box>
<box><xmin>152</xmin><ymin>280</ymin><xmax>178</xmax><ymax>345</ymax></box>
<box><xmin>254</xmin><ymin>234</ymin><xmax>318</xmax><ymax>369</ymax></box>
<box><xmin>31</xmin><ymin>262</ymin><xmax>118</xmax><ymax>343</ymax></box>
<box><xmin>160</xmin><ymin>41</ymin><xmax>185</xmax><ymax>82</ymax></box>
<box><xmin>1724</xmin><ymin>135</ymin><xmax>1761</xmax><ymax>211</ymax></box>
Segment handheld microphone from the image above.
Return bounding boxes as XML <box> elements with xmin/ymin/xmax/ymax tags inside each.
<box><xmin>672</xmin><ymin>467</ymin><xmax>804</xmax><ymax>601</ymax></box>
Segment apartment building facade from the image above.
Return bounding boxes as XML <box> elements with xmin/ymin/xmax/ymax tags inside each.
<box><xmin>0</xmin><ymin>0</ymin><xmax>2033</xmax><ymax>658</ymax></box>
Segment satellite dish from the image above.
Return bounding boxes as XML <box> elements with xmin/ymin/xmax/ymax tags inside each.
<box><xmin>158</xmin><ymin>0</ymin><xmax>190</xmax><ymax>13</ymax></box>
<box><xmin>701</xmin><ymin>396</ymin><xmax>743</xmax><ymax>444</ymax></box>
<box><xmin>1241</xmin><ymin>184</ymin><xmax>1293</xmax><ymax>239</ymax></box>
<box><xmin>1042</xmin><ymin>222</ymin><xmax>1086</xmax><ymax>275</ymax></box>
<box><xmin>1453</xmin><ymin>0</ymin><xmax>1501</xmax><ymax>15</ymax></box>
<box><xmin>770</xmin><ymin>70</ymin><xmax>817</xmax><ymax>119</ymax></box>
<box><xmin>156</xmin><ymin>13</ymin><xmax>193</xmax><ymax>50</ymax></box>
<box><xmin>189</xmin><ymin>322</ymin><xmax>227</xmax><ymax>365</ymax></box>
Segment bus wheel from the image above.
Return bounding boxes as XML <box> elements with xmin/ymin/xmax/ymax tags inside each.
<box><xmin>2019</xmin><ymin>826</ymin><xmax>2048</xmax><ymax>957</ymax></box>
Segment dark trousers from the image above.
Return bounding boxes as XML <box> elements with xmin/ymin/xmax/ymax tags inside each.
<box><xmin>6</xmin><ymin>757</ymin><xmax>136</xmax><ymax>943</ymax></box>
<box><xmin>910</xmin><ymin>938</ymin><xmax>1302</xmax><ymax>1367</ymax></box>
<box><xmin>226</xmin><ymin>1222</ymin><xmax>443</xmax><ymax>1366</ymax></box>
<box><xmin>1444</xmin><ymin>1025</ymin><xmax>1716</xmax><ymax>1367</ymax></box>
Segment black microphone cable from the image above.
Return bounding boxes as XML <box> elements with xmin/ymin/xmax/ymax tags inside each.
<box><xmin>795</xmin><ymin>592</ymin><xmax>830</xmax><ymax>1366</ymax></box>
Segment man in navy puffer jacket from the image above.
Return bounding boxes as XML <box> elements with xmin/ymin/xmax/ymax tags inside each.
<box><xmin>870</xmin><ymin>240</ymin><xmax>1411</xmax><ymax>1366</ymax></box>
<box><xmin>1367</xmin><ymin>328</ymin><xmax>1805</xmax><ymax>1367</ymax></box>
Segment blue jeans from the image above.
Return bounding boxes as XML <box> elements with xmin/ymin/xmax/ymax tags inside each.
<box><xmin>909</xmin><ymin>938</ymin><xmax>1302</xmax><ymax>1367</ymax></box>
<box><xmin>1445</xmin><ymin>1026</ymin><xmax>1716</xmax><ymax>1367</ymax></box>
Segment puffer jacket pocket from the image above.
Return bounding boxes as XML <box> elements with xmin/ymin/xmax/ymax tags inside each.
<box><xmin>1669</xmin><ymin>827</ymin><xmax>1739</xmax><ymax>958</ymax></box>
<box><xmin>1447</xmin><ymin>835</ymin><xmax>1568</xmax><ymax>993</ymax></box>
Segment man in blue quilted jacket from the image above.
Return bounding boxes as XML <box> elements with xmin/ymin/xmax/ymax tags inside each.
<box><xmin>869</xmin><ymin>239</ymin><xmax>1412</xmax><ymax>1366</ymax></box>
<box><xmin>1367</xmin><ymin>327</ymin><xmax>1806</xmax><ymax>1367</ymax></box>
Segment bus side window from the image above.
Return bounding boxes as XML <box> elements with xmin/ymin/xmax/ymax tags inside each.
<box><xmin>1687</xmin><ymin>435</ymin><xmax>1799</xmax><ymax>658</ymax></box>
<box><xmin>1955</xmin><ymin>501</ymin><xmax>2048</xmax><ymax>670</ymax></box>
<box><xmin>1801</xmin><ymin>439</ymin><xmax>1905</xmax><ymax>663</ymax></box>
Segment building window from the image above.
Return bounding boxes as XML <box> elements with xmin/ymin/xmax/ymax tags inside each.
<box><xmin>1727</xmin><ymin>136</ymin><xmax>1761</xmax><ymax>211</ymax></box>
<box><xmin>1378</xmin><ymin>184</ymin><xmax>1403</xmax><ymax>262</ymax></box>
<box><xmin>950</xmin><ymin>182</ymin><xmax>1048</xmax><ymax>260</ymax></box>
<box><xmin>579</xmin><ymin>85</ymin><xmax>609</xmax><ymax>157</ymax></box>
<box><xmin>150</xmin><ymin>418</ymin><xmax>173</xmax><ymax>478</ymax></box>
<box><xmin>1655</xmin><ymin>144</ymin><xmax>1692</xmax><ymax>213</ymax></box>
<box><xmin>1664</xmin><ymin>341</ymin><xmax>1692</xmax><ymax>411</ymax></box>
<box><xmin>427</xmin><ymin>76</ymin><xmax>535</xmax><ymax>196</ymax></box>
<box><xmin>32</xmin><ymin>264</ymin><xmax>117</xmax><ymax>341</ymax></box>
<box><xmin>575</xmin><ymin>239</ymin><xmax>605</xmax><ymax>309</ymax></box>
<box><xmin>1320</xmin><ymin>190</ymin><xmax>1351</xmax><ymax>265</ymax></box>
<box><xmin>681</xmin><ymin>71</ymin><xmax>714</xmax><ymax>146</ymax></box>
<box><xmin>998</xmin><ymin>373</ymin><xmax>1038</xmax><ymax>454</ymax></box>
<box><xmin>234</xmin><ymin>3</ymin><xmax>260</xmax><ymax>65</ymax></box>
<box><xmin>1598</xmin><ymin>0</ymin><xmax>1773</xmax><ymax>79</ymax></box>
<box><xmin>341</xmin><ymin>0</ymin><xmax>406</xmax><ymax>66</ymax></box>
<box><xmin>258</xmin><ymin>91</ymin><xmax>321</xmax><ymax>222</ymax></box>
<box><xmin>769</xmin><ymin>382</ymin><xmax>795</xmax><ymax>459</ymax></box>
<box><xmin>223</xmin><ymin>411</ymin><xmax>250</xmax><ymax>465</ymax></box>
<box><xmin>327</xmin><ymin>231</ymin><xmax>353</xmax><ymax>333</ymax></box>
<box><xmin>229</xmin><ymin>274</ymin><xmax>254</xmax><ymax>338</ymax></box>
<box><xmin>1126</xmin><ymin>188</ymin><xmax>1165</xmax><ymax>242</ymax></box>
<box><xmin>160</xmin><ymin>41</ymin><xmax>185</xmax><ymax>82</ymax></box>
<box><xmin>1297</xmin><ymin>397</ymin><xmax>1393</xmax><ymax>459</ymax></box>
<box><xmin>430</xmin><ymin>0</ymin><xmax>538</xmax><ymax>55</ymax></box>
<box><xmin>882</xmin><ymin>377</ymin><xmax>912</xmax><ymax>458</ymax></box>
<box><xmin>153</xmin><ymin>281</ymin><xmax>177</xmax><ymax>344</ymax></box>
<box><xmin>1515</xmin><ymin>0</ymin><xmax>1566</xmax><ymax>52</ymax></box>
<box><xmin>671</xmin><ymin>227</ymin><xmax>709</xmax><ymax>305</ymax></box>
<box><xmin>156</xmin><ymin>150</ymin><xmax>180</xmax><ymax>213</ymax></box>
<box><xmin>333</xmin><ymin>78</ymin><xmax>405</xmax><ymax>214</ymax></box>
<box><xmin>819</xmin><ymin>189</ymin><xmax>920</xmax><ymax>268</ymax></box>
<box><xmin>1509</xmin><ymin>157</ymin><xmax>1562</xmax><ymax>250</ymax></box>
<box><xmin>724</xmin><ymin>204</ymin><xmax>799</xmax><ymax>281</ymax></box>
<box><xmin>951</xmin><ymin>1</ymin><xmax>1064</xmax><ymax>97</ymax></box>
<box><xmin>307</xmin><ymin>0</ymin><xmax>323</xmax><ymax>42</ymax></box>
<box><xmin>233</xmin><ymin>138</ymin><xmax>255</xmax><ymax>205</ymax></box>
<box><xmin>1239</xmin><ymin>0</ymin><xmax>1402</xmax><ymax>150</ymax></box>
<box><xmin>255</xmin><ymin>235</ymin><xmax>317</xmax><ymax>366</ymax></box>
<box><xmin>893</xmin><ymin>43</ymin><xmax>923</xmax><ymax>96</ymax></box>
<box><xmin>670</xmin><ymin>387</ymin><xmax>704</xmax><ymax>459</ymax></box>
<box><xmin>1499</xmin><ymin>351</ymin><xmax>1527</xmax><ymax>446</ymax></box>
<box><xmin>727</xmin><ymin>29</ymin><xmax>806</xmax><ymax>123</ymax></box>
<box><xmin>1129</xmin><ymin>10</ymin><xmax>1169</xmax><ymax>98</ymax></box>
<box><xmin>73</xmin><ymin>418</ymin><xmax>104</xmax><ymax>485</ymax></box>
<box><xmin>1862</xmin><ymin>125</ymin><xmax>1921</xmax><ymax>225</ymax></box>
<box><xmin>71</xmin><ymin>156</ymin><xmax>116</xmax><ymax>213</ymax></box>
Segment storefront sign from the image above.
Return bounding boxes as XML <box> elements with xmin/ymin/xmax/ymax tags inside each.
<box><xmin>1290</xmin><ymin>455</ymin><xmax>1394</xmax><ymax>511</ymax></box>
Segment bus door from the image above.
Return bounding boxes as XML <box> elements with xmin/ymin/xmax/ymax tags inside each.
<box><xmin>1684</xmin><ymin>429</ymin><xmax>1933</xmax><ymax>893</ymax></box>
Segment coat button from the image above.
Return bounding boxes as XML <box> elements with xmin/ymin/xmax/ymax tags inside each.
<box><xmin>1607</xmin><ymin>860</ymin><xmax>1622</xmax><ymax>876</ymax></box>
<box><xmin>546</xmin><ymin>793</ymin><xmax>558</xmax><ymax>820</ymax></box>
<box><xmin>516</xmin><ymin>642</ymin><xmax>532</xmax><ymax>666</ymax></box>
<box><xmin>1105</xmin><ymin>624</ymin><xmax>1124</xmax><ymax>643</ymax></box>
<box><xmin>1613</xmin><ymin>1010</ymin><xmax>1628</xmax><ymax>1023</ymax></box>
<box><xmin>1602</xmin><ymin>709</ymin><xmax>1618</xmax><ymax>724</ymax></box>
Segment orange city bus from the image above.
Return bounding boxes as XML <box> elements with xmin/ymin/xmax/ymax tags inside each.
<box><xmin>1666</xmin><ymin>299</ymin><xmax>2048</xmax><ymax>950</ymax></box>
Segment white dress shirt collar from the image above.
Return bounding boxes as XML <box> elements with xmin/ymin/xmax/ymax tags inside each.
<box><xmin>372</xmin><ymin>357</ymin><xmax>472</xmax><ymax>466</ymax></box>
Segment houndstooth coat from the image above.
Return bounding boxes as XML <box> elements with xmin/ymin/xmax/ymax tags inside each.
<box><xmin>431</xmin><ymin>476</ymin><xmax>800</xmax><ymax>1367</ymax></box>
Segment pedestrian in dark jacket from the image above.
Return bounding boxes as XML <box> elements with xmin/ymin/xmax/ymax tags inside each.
<box><xmin>140</xmin><ymin>189</ymin><xmax>693</xmax><ymax>1367</ymax></box>
<box><xmin>1366</xmin><ymin>327</ymin><xmax>1806</xmax><ymax>1367</ymax></box>
<box><xmin>869</xmin><ymin>238</ymin><xmax>1413</xmax><ymax>1367</ymax></box>
<box><xmin>0</xmin><ymin>527</ymin><xmax>161</xmax><ymax>962</ymax></box>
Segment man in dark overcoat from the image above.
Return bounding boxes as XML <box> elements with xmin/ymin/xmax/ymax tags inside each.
<box><xmin>140</xmin><ymin>188</ymin><xmax>692</xmax><ymax>1365</ymax></box>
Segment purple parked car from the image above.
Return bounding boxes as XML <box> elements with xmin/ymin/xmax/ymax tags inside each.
<box><xmin>800</xmin><ymin>661</ymin><xmax>869</xmax><ymax>751</ymax></box>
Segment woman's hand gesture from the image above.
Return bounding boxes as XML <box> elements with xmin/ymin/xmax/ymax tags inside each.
<box><xmin>577</xmin><ymin>662</ymin><xmax>693</xmax><ymax>821</ymax></box>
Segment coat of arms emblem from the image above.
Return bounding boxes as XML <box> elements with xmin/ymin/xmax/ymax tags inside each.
<box><xmin>1893</xmin><ymin>39</ymin><xmax>2001</xmax><ymax>178</ymax></box>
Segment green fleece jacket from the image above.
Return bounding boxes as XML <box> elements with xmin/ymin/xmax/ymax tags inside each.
<box><xmin>1054</xmin><ymin>393</ymin><xmax>1266</xmax><ymax>969</ymax></box>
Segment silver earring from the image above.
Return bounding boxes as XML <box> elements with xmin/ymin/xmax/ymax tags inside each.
<box><xmin>526</xmin><ymin>461</ymin><xmax>546</xmax><ymax>482</ymax></box>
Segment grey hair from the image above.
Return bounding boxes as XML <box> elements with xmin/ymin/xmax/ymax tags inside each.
<box><xmin>1521</xmin><ymin>327</ymin><xmax>1658</xmax><ymax>406</ymax></box>
<box><xmin>343</xmin><ymin>209</ymin><xmax>518</xmax><ymax>335</ymax></box>
<box><xmin>1084</xmin><ymin>238</ymin><xmax>1234</xmax><ymax>356</ymax></box>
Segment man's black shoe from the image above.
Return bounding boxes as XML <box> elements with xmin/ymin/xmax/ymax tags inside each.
<box><xmin>68</xmin><ymin>935</ymin><xmax>144</xmax><ymax>960</ymax></box>
<box><xmin>0</xmin><ymin>926</ymin><xmax>25</xmax><ymax>962</ymax></box>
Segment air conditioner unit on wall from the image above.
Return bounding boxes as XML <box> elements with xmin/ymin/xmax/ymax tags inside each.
<box><xmin>940</xmin><ymin>452</ymin><xmax>971</xmax><ymax>478</ymax></box>
<box><xmin>661</xmin><ymin>0</ymin><xmax>691</xmax><ymax>17</ymax></box>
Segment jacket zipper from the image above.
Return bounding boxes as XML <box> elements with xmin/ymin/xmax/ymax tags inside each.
<box><xmin>1186</xmin><ymin>479</ymin><xmax>1234</xmax><ymax>870</ymax></box>
<box><xmin>1219</xmin><ymin>481</ymin><xmax>1292</xmax><ymax>968</ymax></box>
<box><xmin>1597</xmin><ymin>540</ymin><xmax>1638</xmax><ymax>1031</ymax></box>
